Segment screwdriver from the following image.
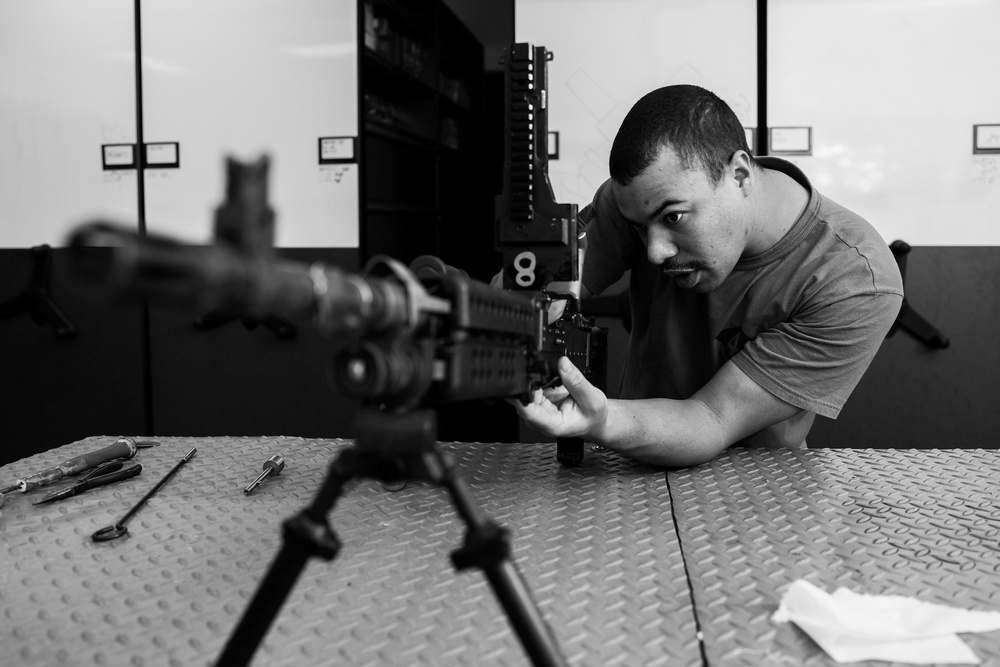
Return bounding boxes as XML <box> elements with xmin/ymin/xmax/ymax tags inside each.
<box><xmin>243</xmin><ymin>455</ymin><xmax>285</xmax><ymax>495</ymax></box>
<box><xmin>0</xmin><ymin>437</ymin><xmax>145</xmax><ymax>502</ymax></box>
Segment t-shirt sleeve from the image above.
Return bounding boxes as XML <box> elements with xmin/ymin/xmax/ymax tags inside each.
<box><xmin>732</xmin><ymin>290</ymin><xmax>903</xmax><ymax>419</ymax></box>
<box><xmin>580</xmin><ymin>180</ymin><xmax>639</xmax><ymax>296</ymax></box>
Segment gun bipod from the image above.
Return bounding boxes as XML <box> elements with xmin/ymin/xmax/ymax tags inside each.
<box><xmin>214</xmin><ymin>407</ymin><xmax>568</xmax><ymax>667</ymax></box>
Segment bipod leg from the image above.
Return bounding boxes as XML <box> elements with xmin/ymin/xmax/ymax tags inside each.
<box><xmin>441</xmin><ymin>456</ymin><xmax>568</xmax><ymax>667</ymax></box>
<box><xmin>215</xmin><ymin>450</ymin><xmax>356</xmax><ymax>667</ymax></box>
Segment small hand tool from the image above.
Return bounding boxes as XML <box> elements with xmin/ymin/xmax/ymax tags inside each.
<box><xmin>91</xmin><ymin>448</ymin><xmax>196</xmax><ymax>542</ymax></box>
<box><xmin>243</xmin><ymin>454</ymin><xmax>285</xmax><ymax>495</ymax></box>
<box><xmin>0</xmin><ymin>437</ymin><xmax>142</xmax><ymax>507</ymax></box>
<box><xmin>33</xmin><ymin>461</ymin><xmax>143</xmax><ymax>505</ymax></box>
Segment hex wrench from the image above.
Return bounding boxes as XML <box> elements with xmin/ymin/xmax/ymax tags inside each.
<box><xmin>92</xmin><ymin>448</ymin><xmax>196</xmax><ymax>542</ymax></box>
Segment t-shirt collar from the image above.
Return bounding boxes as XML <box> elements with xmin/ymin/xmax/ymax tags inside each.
<box><xmin>735</xmin><ymin>157</ymin><xmax>822</xmax><ymax>270</ymax></box>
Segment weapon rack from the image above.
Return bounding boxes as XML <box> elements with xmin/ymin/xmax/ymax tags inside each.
<box><xmin>360</xmin><ymin>0</ymin><xmax>496</xmax><ymax>280</ymax></box>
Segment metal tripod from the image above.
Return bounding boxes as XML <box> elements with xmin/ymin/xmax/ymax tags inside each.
<box><xmin>215</xmin><ymin>407</ymin><xmax>567</xmax><ymax>667</ymax></box>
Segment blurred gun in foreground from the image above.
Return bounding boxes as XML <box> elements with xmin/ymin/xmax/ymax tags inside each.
<box><xmin>70</xmin><ymin>158</ymin><xmax>584</xmax><ymax>667</ymax></box>
<box><xmin>69</xmin><ymin>178</ymin><xmax>602</xmax><ymax>415</ymax></box>
<box><xmin>68</xmin><ymin>40</ymin><xmax>591</xmax><ymax>667</ymax></box>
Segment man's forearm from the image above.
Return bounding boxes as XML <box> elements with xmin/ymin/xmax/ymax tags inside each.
<box><xmin>592</xmin><ymin>397</ymin><xmax>731</xmax><ymax>468</ymax></box>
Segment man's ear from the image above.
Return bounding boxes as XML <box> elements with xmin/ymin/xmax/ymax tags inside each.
<box><xmin>730</xmin><ymin>150</ymin><xmax>754</xmax><ymax>195</ymax></box>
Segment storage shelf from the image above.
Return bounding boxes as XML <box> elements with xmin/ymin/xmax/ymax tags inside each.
<box><xmin>367</xmin><ymin>202</ymin><xmax>437</xmax><ymax>215</ymax></box>
<box><xmin>360</xmin><ymin>0</ymin><xmax>485</xmax><ymax>266</ymax></box>
<box><xmin>363</xmin><ymin>49</ymin><xmax>437</xmax><ymax>97</ymax></box>
<box><xmin>365</xmin><ymin>119</ymin><xmax>437</xmax><ymax>150</ymax></box>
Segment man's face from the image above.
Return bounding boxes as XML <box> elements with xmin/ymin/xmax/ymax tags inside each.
<box><xmin>612</xmin><ymin>145</ymin><xmax>748</xmax><ymax>293</ymax></box>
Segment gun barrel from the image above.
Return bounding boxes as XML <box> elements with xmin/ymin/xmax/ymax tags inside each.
<box><xmin>68</xmin><ymin>222</ymin><xmax>408</xmax><ymax>335</ymax></box>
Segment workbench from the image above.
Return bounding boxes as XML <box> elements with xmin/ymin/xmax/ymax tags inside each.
<box><xmin>1</xmin><ymin>437</ymin><xmax>998</xmax><ymax>666</ymax></box>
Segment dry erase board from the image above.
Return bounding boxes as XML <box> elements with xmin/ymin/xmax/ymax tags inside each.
<box><xmin>515</xmin><ymin>0</ymin><xmax>758</xmax><ymax>208</ymax></box>
<box><xmin>769</xmin><ymin>0</ymin><xmax>1000</xmax><ymax>246</ymax></box>
<box><xmin>0</xmin><ymin>0</ymin><xmax>140</xmax><ymax>249</ymax></box>
<box><xmin>0</xmin><ymin>0</ymin><xmax>359</xmax><ymax>250</ymax></box>
<box><xmin>140</xmin><ymin>0</ymin><xmax>359</xmax><ymax>248</ymax></box>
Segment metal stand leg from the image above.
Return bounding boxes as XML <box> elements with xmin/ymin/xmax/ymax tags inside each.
<box><xmin>0</xmin><ymin>244</ymin><xmax>77</xmax><ymax>339</ymax></box>
<box><xmin>443</xmin><ymin>465</ymin><xmax>567</xmax><ymax>667</ymax></box>
<box><xmin>888</xmin><ymin>240</ymin><xmax>949</xmax><ymax>349</ymax></box>
<box><xmin>215</xmin><ymin>408</ymin><xmax>566</xmax><ymax>667</ymax></box>
<box><xmin>214</xmin><ymin>455</ymin><xmax>350</xmax><ymax>666</ymax></box>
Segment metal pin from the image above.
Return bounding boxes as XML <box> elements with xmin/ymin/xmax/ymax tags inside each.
<box><xmin>244</xmin><ymin>455</ymin><xmax>285</xmax><ymax>495</ymax></box>
<box><xmin>91</xmin><ymin>447</ymin><xmax>196</xmax><ymax>541</ymax></box>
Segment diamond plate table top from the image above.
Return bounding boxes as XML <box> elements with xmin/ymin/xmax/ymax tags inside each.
<box><xmin>0</xmin><ymin>436</ymin><xmax>700</xmax><ymax>667</ymax></box>
<box><xmin>668</xmin><ymin>447</ymin><xmax>1000</xmax><ymax>666</ymax></box>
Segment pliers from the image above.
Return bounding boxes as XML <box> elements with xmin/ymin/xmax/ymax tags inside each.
<box><xmin>33</xmin><ymin>460</ymin><xmax>142</xmax><ymax>505</ymax></box>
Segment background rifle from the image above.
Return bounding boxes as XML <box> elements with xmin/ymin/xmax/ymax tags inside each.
<box><xmin>495</xmin><ymin>42</ymin><xmax>607</xmax><ymax>463</ymax></box>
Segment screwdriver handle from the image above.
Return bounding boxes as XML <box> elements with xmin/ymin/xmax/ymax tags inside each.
<box><xmin>19</xmin><ymin>438</ymin><xmax>139</xmax><ymax>492</ymax></box>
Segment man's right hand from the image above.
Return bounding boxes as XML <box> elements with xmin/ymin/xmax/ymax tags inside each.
<box><xmin>508</xmin><ymin>355</ymin><xmax>609</xmax><ymax>440</ymax></box>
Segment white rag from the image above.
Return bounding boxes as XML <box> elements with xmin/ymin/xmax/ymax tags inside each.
<box><xmin>772</xmin><ymin>579</ymin><xmax>1000</xmax><ymax>664</ymax></box>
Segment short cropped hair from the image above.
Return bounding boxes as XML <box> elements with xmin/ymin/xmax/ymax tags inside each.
<box><xmin>609</xmin><ymin>85</ymin><xmax>757</xmax><ymax>186</ymax></box>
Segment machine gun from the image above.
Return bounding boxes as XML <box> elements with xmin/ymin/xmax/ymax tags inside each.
<box><xmin>69</xmin><ymin>165</ymin><xmax>602</xmax><ymax>416</ymax></box>
<box><xmin>68</xmin><ymin>41</ymin><xmax>595</xmax><ymax>667</ymax></box>
<box><xmin>71</xmin><ymin>156</ymin><xmax>577</xmax><ymax>667</ymax></box>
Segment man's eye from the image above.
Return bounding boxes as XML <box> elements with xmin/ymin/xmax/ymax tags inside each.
<box><xmin>664</xmin><ymin>211</ymin><xmax>684</xmax><ymax>224</ymax></box>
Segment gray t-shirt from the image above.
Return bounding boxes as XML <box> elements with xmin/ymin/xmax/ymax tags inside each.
<box><xmin>581</xmin><ymin>157</ymin><xmax>904</xmax><ymax>449</ymax></box>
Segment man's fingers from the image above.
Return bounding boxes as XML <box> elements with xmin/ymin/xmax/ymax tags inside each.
<box><xmin>557</xmin><ymin>356</ymin><xmax>604</xmax><ymax>415</ymax></box>
<box><xmin>557</xmin><ymin>356</ymin><xmax>587</xmax><ymax>389</ymax></box>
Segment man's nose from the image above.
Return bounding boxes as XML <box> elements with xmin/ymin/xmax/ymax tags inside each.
<box><xmin>646</xmin><ymin>226</ymin><xmax>679</xmax><ymax>265</ymax></box>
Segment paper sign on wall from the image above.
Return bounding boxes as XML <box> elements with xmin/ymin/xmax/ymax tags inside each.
<box><xmin>146</xmin><ymin>142</ymin><xmax>180</xmax><ymax>168</ymax></box>
<box><xmin>319</xmin><ymin>137</ymin><xmax>356</xmax><ymax>163</ymax></box>
<box><xmin>769</xmin><ymin>127</ymin><xmax>812</xmax><ymax>156</ymax></box>
<box><xmin>974</xmin><ymin>125</ymin><xmax>1000</xmax><ymax>154</ymax></box>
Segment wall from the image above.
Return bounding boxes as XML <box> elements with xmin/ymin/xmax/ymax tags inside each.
<box><xmin>767</xmin><ymin>0</ymin><xmax>1000</xmax><ymax>445</ymax></box>
<box><xmin>809</xmin><ymin>246</ymin><xmax>1000</xmax><ymax>449</ymax></box>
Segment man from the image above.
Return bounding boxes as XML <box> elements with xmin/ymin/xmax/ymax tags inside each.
<box><xmin>513</xmin><ymin>85</ymin><xmax>903</xmax><ymax>467</ymax></box>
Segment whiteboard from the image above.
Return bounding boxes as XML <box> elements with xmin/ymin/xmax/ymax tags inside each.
<box><xmin>0</xmin><ymin>0</ymin><xmax>139</xmax><ymax>249</ymax></box>
<box><xmin>140</xmin><ymin>0</ymin><xmax>359</xmax><ymax>248</ymax></box>
<box><xmin>769</xmin><ymin>0</ymin><xmax>1000</xmax><ymax>246</ymax></box>
<box><xmin>516</xmin><ymin>0</ymin><xmax>758</xmax><ymax>207</ymax></box>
